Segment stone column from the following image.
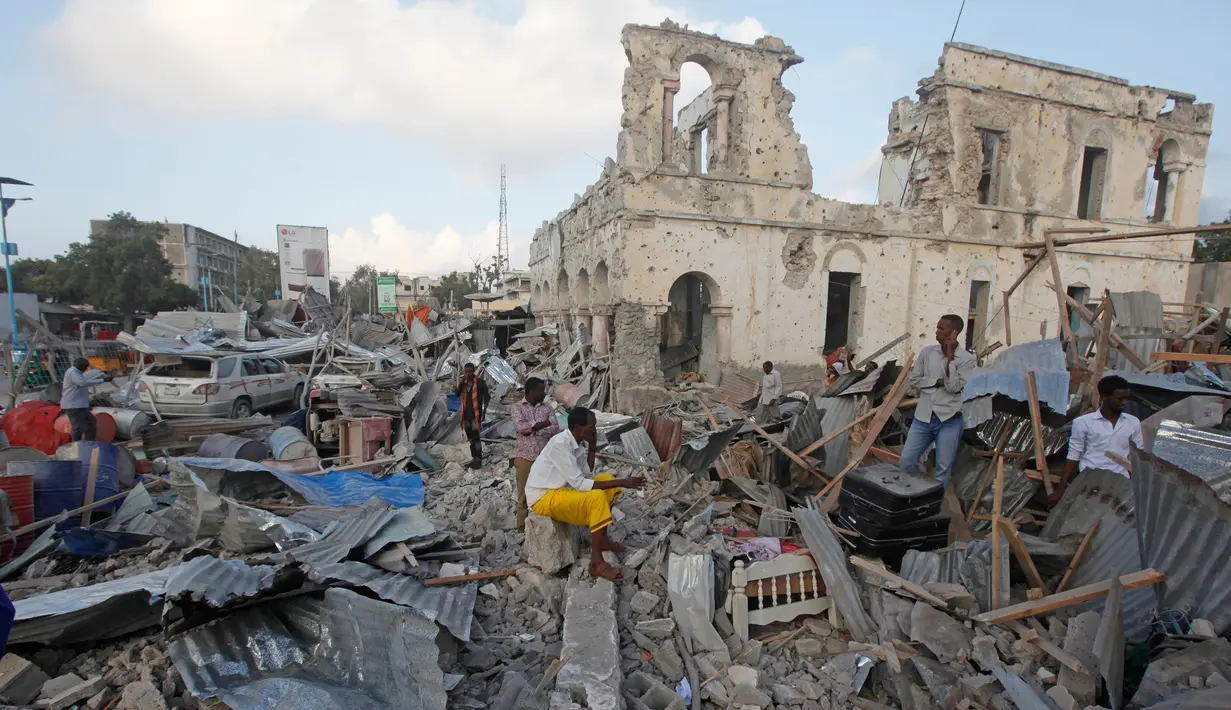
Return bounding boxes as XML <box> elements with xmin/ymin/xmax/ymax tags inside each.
<box><xmin>662</xmin><ymin>79</ymin><xmax>680</xmax><ymax>164</ymax></box>
<box><xmin>710</xmin><ymin>304</ymin><xmax>733</xmax><ymax>365</ymax></box>
<box><xmin>713</xmin><ymin>87</ymin><xmax>736</xmax><ymax>169</ymax></box>
<box><xmin>591</xmin><ymin>306</ymin><xmax>612</xmax><ymax>356</ymax></box>
<box><xmin>1161</xmin><ymin>159</ymin><xmax>1186</xmax><ymax>223</ymax></box>
<box><xmin>572</xmin><ymin>307</ymin><xmax>592</xmax><ymax>348</ymax></box>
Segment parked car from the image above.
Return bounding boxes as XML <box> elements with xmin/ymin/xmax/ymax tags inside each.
<box><xmin>135</xmin><ymin>355</ymin><xmax>304</xmax><ymax>418</ymax></box>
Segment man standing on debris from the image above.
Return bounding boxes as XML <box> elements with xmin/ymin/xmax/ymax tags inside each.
<box><xmin>512</xmin><ymin>377</ymin><xmax>560</xmax><ymax>529</ymax></box>
<box><xmin>756</xmin><ymin>360</ymin><xmax>782</xmax><ymax>422</ymax></box>
<box><xmin>525</xmin><ymin>406</ymin><xmax>646</xmax><ymax>581</ymax></box>
<box><xmin>1058</xmin><ymin>375</ymin><xmax>1143</xmax><ymax>494</ymax></box>
<box><xmin>60</xmin><ymin>357</ymin><xmax>108</xmax><ymax>442</ymax></box>
<box><xmin>458</xmin><ymin>362</ymin><xmax>489</xmax><ymax>469</ymax></box>
<box><xmin>900</xmin><ymin>315</ymin><xmax>975</xmax><ymax>488</ymax></box>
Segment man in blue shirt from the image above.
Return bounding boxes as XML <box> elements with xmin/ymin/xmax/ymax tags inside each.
<box><xmin>60</xmin><ymin>357</ymin><xmax>108</xmax><ymax>441</ymax></box>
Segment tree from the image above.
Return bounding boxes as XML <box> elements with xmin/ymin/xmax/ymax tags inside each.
<box><xmin>0</xmin><ymin>258</ymin><xmax>56</xmax><ymax>295</ymax></box>
<box><xmin>237</xmin><ymin>246</ymin><xmax>280</xmax><ymax>301</ymax></box>
<box><xmin>430</xmin><ymin>271</ymin><xmax>478</xmax><ymax>310</ymax></box>
<box><xmin>1193</xmin><ymin>211</ymin><xmax>1231</xmax><ymax>263</ymax></box>
<box><xmin>472</xmin><ymin>255</ymin><xmax>501</xmax><ymax>293</ymax></box>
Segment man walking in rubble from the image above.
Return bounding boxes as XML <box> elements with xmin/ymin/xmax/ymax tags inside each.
<box><xmin>525</xmin><ymin>406</ymin><xmax>646</xmax><ymax>581</ymax></box>
<box><xmin>1055</xmin><ymin>375</ymin><xmax>1142</xmax><ymax>499</ymax></box>
<box><xmin>458</xmin><ymin>362</ymin><xmax>489</xmax><ymax>469</ymax></box>
<box><xmin>60</xmin><ymin>357</ymin><xmax>108</xmax><ymax>442</ymax></box>
<box><xmin>756</xmin><ymin>360</ymin><xmax>782</xmax><ymax>422</ymax></box>
<box><xmin>899</xmin><ymin>315</ymin><xmax>975</xmax><ymax>488</ymax></box>
<box><xmin>512</xmin><ymin>377</ymin><xmax>560</xmax><ymax>529</ymax></box>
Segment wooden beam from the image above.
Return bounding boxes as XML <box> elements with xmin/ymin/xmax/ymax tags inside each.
<box><xmin>998</xmin><ymin>517</ymin><xmax>1047</xmax><ymax>592</ymax></box>
<box><xmin>1149</xmin><ymin>351</ymin><xmax>1231</xmax><ymax>365</ymax></box>
<box><xmin>696</xmin><ymin>397</ymin><xmax>720</xmax><ymax>429</ymax></box>
<box><xmin>813</xmin><ymin>352</ymin><xmax>916</xmax><ymax>511</ymax></box>
<box><xmin>991</xmin><ymin>457</ymin><xmax>1004</xmax><ymax>609</ymax></box>
<box><xmin>81</xmin><ymin>448</ymin><xmax>101</xmax><ymax>528</ymax></box>
<box><xmin>1058</xmin><ymin>520</ymin><xmax>1100</xmax><ymax>593</ymax></box>
<box><xmin>425</xmin><ymin>569</ymin><xmax>519</xmax><ymax>586</ymax></box>
<box><xmin>1024</xmin><ymin>371</ymin><xmax>1054</xmax><ymax>497</ymax></box>
<box><xmin>1043</xmin><ymin>234</ymin><xmax>1080</xmax><ymax>362</ymax></box>
<box><xmin>1002</xmin><ymin>291</ymin><xmax>1012</xmax><ymax>347</ymax></box>
<box><xmin>1086</xmin><ymin>289</ymin><xmax>1114</xmax><ymax>412</ymax></box>
<box><xmin>1062</xmin><ymin>292</ymin><xmax>1150</xmax><ymax>370</ymax></box>
<box><xmin>1009</xmin><ymin>622</ymin><xmax>1087</xmax><ymax>674</ymax></box>
<box><xmin>967</xmin><ymin>426</ymin><xmax>1010</xmax><ymax>523</ymax></box>
<box><xmin>738</xmin><ymin>413</ymin><xmax>819</xmax><ymax>481</ymax></box>
<box><xmin>973</xmin><ymin>569</ymin><xmax>1165</xmax><ymax>624</ymax></box>
<box><xmin>1021</xmin><ymin>222</ymin><xmax>1230</xmax><ymax>249</ymax></box>
<box><xmin>799</xmin><ymin>399</ymin><xmax>918</xmax><ymax>458</ymax></box>
<box><xmin>1186</xmin><ymin>294</ymin><xmax>1204</xmax><ymax>354</ymax></box>
<box><xmin>1004</xmin><ymin>253</ymin><xmax>1046</xmax><ymax>299</ymax></box>
<box><xmin>849</xmin><ymin>556</ymin><xmax>948</xmax><ymax>608</ymax></box>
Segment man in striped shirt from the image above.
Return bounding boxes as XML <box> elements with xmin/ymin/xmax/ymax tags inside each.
<box><xmin>511</xmin><ymin>378</ymin><xmax>559</xmax><ymax>529</ymax></box>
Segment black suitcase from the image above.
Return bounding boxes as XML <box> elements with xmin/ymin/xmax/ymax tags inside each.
<box><xmin>838</xmin><ymin>463</ymin><xmax>944</xmax><ymax>527</ymax></box>
<box><xmin>835</xmin><ymin>511</ymin><xmax>949</xmax><ymax>567</ymax></box>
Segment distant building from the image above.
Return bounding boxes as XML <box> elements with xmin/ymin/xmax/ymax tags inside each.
<box><xmin>395</xmin><ymin>275</ymin><xmax>441</xmax><ymax>310</ymax></box>
<box><xmin>90</xmin><ymin>220</ymin><xmax>247</xmax><ymax>302</ymax></box>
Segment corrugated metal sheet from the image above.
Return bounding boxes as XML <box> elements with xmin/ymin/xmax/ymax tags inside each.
<box><xmin>787</xmin><ymin>396</ymin><xmax>860</xmax><ymax>477</ymax></box>
<box><xmin>1132</xmin><ymin>448</ymin><xmax>1231</xmax><ymax>638</ymax></box>
<box><xmin>973</xmin><ymin>411</ymin><xmax>1070</xmax><ymax>457</ymax></box>
<box><xmin>361</xmin><ymin>507</ymin><xmax>436</xmax><ymax>557</ymax></box>
<box><xmin>713</xmin><ymin>373</ymin><xmax>759</xmax><ymax>410</ymax></box>
<box><xmin>142</xmin><ymin>416</ymin><xmax>276</xmax><ymax>456</ymax></box>
<box><xmin>304</xmin><ymin>561</ymin><xmax>475</xmax><ymax>641</ymax></box>
<box><xmin>286</xmin><ymin>508</ymin><xmax>400</xmax><ymax>566</ymax></box>
<box><xmin>1109</xmin><ymin>291</ymin><xmax>1164</xmax><ymax>372</ymax></box>
<box><xmin>177</xmin><ymin>457</ymin><xmax>426</xmax><ymax>508</ymax></box>
<box><xmin>1152</xmin><ymin>421</ymin><xmax>1231</xmax><ymax>484</ymax></box>
<box><xmin>349</xmin><ymin>320</ymin><xmax>403</xmax><ymax>350</ymax></box>
<box><xmin>1111</xmin><ymin>370</ymin><xmax>1231</xmax><ymax>398</ymax></box>
<box><xmin>793</xmin><ymin>506</ymin><xmax>875</xmax><ymax>642</ymax></box>
<box><xmin>952</xmin><ymin>446</ymin><xmax>1039</xmax><ymax>532</ymax></box>
<box><xmin>836</xmin><ymin>367</ymin><xmax>882</xmax><ymax>396</ymax></box>
<box><xmin>670</xmin><ymin>423</ymin><xmax>742</xmax><ymax>475</ymax></box>
<box><xmin>962</xmin><ymin>338</ymin><xmax>1070</xmax><ymax>414</ymax></box>
<box><xmin>10</xmin><ymin>568</ymin><xmax>174</xmax><ymax>645</ymax></box>
<box><xmin>641</xmin><ymin>409</ymin><xmax>684</xmax><ymax>462</ymax></box>
<box><xmin>164</xmin><ymin>556</ymin><xmax>280</xmax><ymax>608</ymax></box>
<box><xmin>619</xmin><ymin>427</ymin><xmax>661</xmax><ymax>466</ymax></box>
<box><xmin>146</xmin><ymin>311</ymin><xmax>250</xmax><ymax>340</ymax></box>
<box><xmin>170</xmin><ymin>588</ymin><xmax>446</xmax><ymax>710</ymax></box>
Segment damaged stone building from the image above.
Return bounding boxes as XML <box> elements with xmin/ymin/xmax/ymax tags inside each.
<box><xmin>528</xmin><ymin>21</ymin><xmax>1214</xmax><ymax>412</ymax></box>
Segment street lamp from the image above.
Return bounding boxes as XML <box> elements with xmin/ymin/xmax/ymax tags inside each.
<box><xmin>0</xmin><ymin>177</ymin><xmax>33</xmax><ymax>347</ymax></box>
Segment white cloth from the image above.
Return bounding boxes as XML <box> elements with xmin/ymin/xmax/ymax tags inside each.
<box><xmin>525</xmin><ymin>429</ymin><xmax>594</xmax><ymax>507</ymax></box>
<box><xmin>759</xmin><ymin>370</ymin><xmax>782</xmax><ymax>405</ymax></box>
<box><xmin>909</xmin><ymin>344</ymin><xmax>975</xmax><ymax>423</ymax></box>
<box><xmin>1066</xmin><ymin>410</ymin><xmax>1143</xmax><ymax>478</ymax></box>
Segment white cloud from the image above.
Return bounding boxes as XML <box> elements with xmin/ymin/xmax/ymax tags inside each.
<box><xmin>40</xmin><ymin>0</ymin><xmax>765</xmax><ymax>171</ymax></box>
<box><xmin>814</xmin><ymin>145</ymin><xmax>884</xmax><ymax>204</ymax></box>
<box><xmin>330</xmin><ymin>213</ymin><xmax>510</xmax><ymax>281</ymax></box>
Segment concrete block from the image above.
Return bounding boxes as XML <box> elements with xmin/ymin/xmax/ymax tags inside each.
<box><xmin>653</xmin><ymin>641</ymin><xmax>684</xmax><ymax>682</ymax></box>
<box><xmin>44</xmin><ymin>676</ymin><xmax>105</xmax><ymax>710</ymax></box>
<box><xmin>118</xmin><ymin>679</ymin><xmax>168</xmax><ymax>710</ymax></box>
<box><xmin>626</xmin><ymin>671</ymin><xmax>686</xmax><ymax>710</ymax></box>
<box><xmin>40</xmin><ymin>674</ymin><xmax>85</xmax><ymax>701</ymax></box>
<box><xmin>0</xmin><ymin>653</ymin><xmax>50</xmax><ymax>706</ymax></box>
<box><xmin>525</xmin><ymin>513</ymin><xmax>579</xmax><ymax>575</ymax></box>
<box><xmin>725</xmin><ymin>665</ymin><xmax>758</xmax><ymax>689</ymax></box>
<box><xmin>630</xmin><ymin>590</ymin><xmax>660</xmax><ymax>616</ymax></box>
<box><xmin>909</xmin><ymin>601</ymin><xmax>973</xmax><ymax>664</ymax></box>
<box><xmin>558</xmin><ymin>578</ymin><xmax>621</xmax><ymax>710</ymax></box>
<box><xmin>635</xmin><ymin>618</ymin><xmax>676</xmax><ymax>639</ymax></box>
<box><xmin>1058</xmin><ymin>611</ymin><xmax>1100</xmax><ymax>706</ymax></box>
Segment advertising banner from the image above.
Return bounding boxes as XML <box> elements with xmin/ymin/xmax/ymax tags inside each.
<box><xmin>276</xmin><ymin>225</ymin><xmax>331</xmax><ymax>300</ymax></box>
<box><xmin>377</xmin><ymin>276</ymin><xmax>398</xmax><ymax>313</ymax></box>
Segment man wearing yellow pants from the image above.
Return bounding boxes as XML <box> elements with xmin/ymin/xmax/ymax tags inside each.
<box><xmin>525</xmin><ymin>406</ymin><xmax>646</xmax><ymax>581</ymax></box>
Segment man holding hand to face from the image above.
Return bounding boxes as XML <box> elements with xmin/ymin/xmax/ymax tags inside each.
<box><xmin>899</xmin><ymin>314</ymin><xmax>975</xmax><ymax>488</ymax></box>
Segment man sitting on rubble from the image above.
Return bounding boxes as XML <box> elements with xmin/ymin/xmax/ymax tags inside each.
<box><xmin>899</xmin><ymin>314</ymin><xmax>975</xmax><ymax>488</ymax></box>
<box><xmin>1056</xmin><ymin>375</ymin><xmax>1143</xmax><ymax>498</ymax></box>
<box><xmin>512</xmin><ymin>377</ymin><xmax>560</xmax><ymax>529</ymax></box>
<box><xmin>457</xmin><ymin>363</ymin><xmax>489</xmax><ymax>469</ymax></box>
<box><xmin>525</xmin><ymin>406</ymin><xmax>646</xmax><ymax>581</ymax></box>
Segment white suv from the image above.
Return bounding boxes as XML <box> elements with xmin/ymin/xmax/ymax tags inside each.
<box><xmin>136</xmin><ymin>355</ymin><xmax>305</xmax><ymax>418</ymax></box>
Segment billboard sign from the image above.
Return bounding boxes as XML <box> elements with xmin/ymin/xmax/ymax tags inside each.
<box><xmin>276</xmin><ymin>225</ymin><xmax>331</xmax><ymax>300</ymax></box>
<box><xmin>377</xmin><ymin>276</ymin><xmax>398</xmax><ymax>313</ymax></box>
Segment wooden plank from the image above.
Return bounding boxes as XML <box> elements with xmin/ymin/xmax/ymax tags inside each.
<box><xmin>1186</xmin><ymin>295</ymin><xmax>1204</xmax><ymax>354</ymax></box>
<box><xmin>1009</xmin><ymin>622</ymin><xmax>1087</xmax><ymax>674</ymax></box>
<box><xmin>967</xmin><ymin>426</ymin><xmax>1011</xmax><ymax>523</ymax></box>
<box><xmin>849</xmin><ymin>556</ymin><xmax>948</xmax><ymax>608</ymax></box>
<box><xmin>991</xmin><ymin>457</ymin><xmax>1004</xmax><ymax>609</ymax></box>
<box><xmin>1002</xmin><ymin>291</ymin><xmax>1012</xmax><ymax>346</ymax></box>
<box><xmin>81</xmin><ymin>448</ymin><xmax>101</xmax><ymax>527</ymax></box>
<box><xmin>1024</xmin><ymin>371</ymin><xmax>1054</xmax><ymax>496</ymax></box>
<box><xmin>799</xmin><ymin>399</ymin><xmax>918</xmax><ymax>457</ymax></box>
<box><xmin>1057</xmin><ymin>520</ymin><xmax>1100</xmax><ymax>593</ymax></box>
<box><xmin>998</xmin><ymin>517</ymin><xmax>1047</xmax><ymax>592</ymax></box>
<box><xmin>973</xmin><ymin>569</ymin><xmax>1165</xmax><ymax>624</ymax></box>
<box><xmin>1087</xmin><ymin>288</ymin><xmax>1114</xmax><ymax>412</ymax></box>
<box><xmin>1043</xmin><ymin>234</ymin><xmax>1080</xmax><ymax>360</ymax></box>
<box><xmin>425</xmin><ymin>569</ymin><xmax>518</xmax><ymax>586</ymax></box>
<box><xmin>1150</xmin><ymin>351</ymin><xmax>1231</xmax><ymax>365</ymax></box>
<box><xmin>696</xmin><ymin>398</ymin><xmax>720</xmax><ymax>429</ymax></box>
<box><xmin>1022</xmin><ymin>222</ymin><xmax>1231</xmax><ymax>249</ymax></box>
<box><xmin>813</xmin><ymin>352</ymin><xmax>916</xmax><ymax>510</ymax></box>
<box><xmin>738</xmin><ymin>413</ymin><xmax>814</xmax><ymax>476</ymax></box>
<box><xmin>1062</xmin><ymin>292</ymin><xmax>1150</xmax><ymax>371</ymax></box>
<box><xmin>1004</xmin><ymin>253</ymin><xmax>1046</xmax><ymax>298</ymax></box>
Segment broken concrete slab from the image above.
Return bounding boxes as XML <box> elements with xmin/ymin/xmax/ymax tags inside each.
<box><xmin>525</xmin><ymin>513</ymin><xmax>578</xmax><ymax>575</ymax></box>
<box><xmin>0</xmin><ymin>654</ymin><xmax>50</xmax><ymax>706</ymax></box>
<box><xmin>118</xmin><ymin>679</ymin><xmax>167</xmax><ymax>710</ymax></box>
<box><xmin>1131</xmin><ymin>637</ymin><xmax>1231</xmax><ymax>708</ymax></box>
<box><xmin>635</xmin><ymin>618</ymin><xmax>676</xmax><ymax>640</ymax></box>
<box><xmin>630</xmin><ymin>589</ymin><xmax>660</xmax><ymax>616</ymax></box>
<box><xmin>911</xmin><ymin>657</ymin><xmax>959</xmax><ymax>705</ymax></box>
<box><xmin>43</xmin><ymin>676</ymin><xmax>105</xmax><ymax>710</ymax></box>
<box><xmin>557</xmin><ymin>578</ymin><xmax>622</xmax><ymax>710</ymax></box>
<box><xmin>653</xmin><ymin>640</ymin><xmax>685</xmax><ymax>683</ymax></box>
<box><xmin>1058</xmin><ymin>611</ymin><xmax>1100</xmax><ymax>706</ymax></box>
<box><xmin>909</xmin><ymin>601</ymin><xmax>973</xmax><ymax>664</ymax></box>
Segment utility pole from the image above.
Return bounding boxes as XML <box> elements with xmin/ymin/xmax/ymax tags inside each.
<box><xmin>0</xmin><ymin>177</ymin><xmax>33</xmax><ymax>347</ymax></box>
<box><xmin>497</xmin><ymin>164</ymin><xmax>509</xmax><ymax>279</ymax></box>
<box><xmin>233</xmin><ymin>230</ymin><xmax>240</xmax><ymax>304</ymax></box>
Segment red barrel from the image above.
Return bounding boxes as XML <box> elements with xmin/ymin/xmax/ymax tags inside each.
<box><xmin>53</xmin><ymin>412</ymin><xmax>116</xmax><ymax>443</ymax></box>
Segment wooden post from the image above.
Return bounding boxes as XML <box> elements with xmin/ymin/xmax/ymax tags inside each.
<box><xmin>990</xmin><ymin>456</ymin><xmax>1004</xmax><ymax>610</ymax></box>
<box><xmin>1043</xmin><ymin>234</ymin><xmax>1079</xmax><ymax>364</ymax></box>
<box><xmin>967</xmin><ymin>426</ymin><xmax>1011</xmax><ymax>523</ymax></box>
<box><xmin>1058</xmin><ymin>520</ymin><xmax>1100</xmax><ymax>593</ymax></box>
<box><xmin>1062</xmin><ymin>292</ymin><xmax>1149</xmax><ymax>370</ymax></box>
<box><xmin>999</xmin><ymin>517</ymin><xmax>1046</xmax><ymax>593</ymax></box>
<box><xmin>81</xmin><ymin>447</ymin><xmax>101</xmax><ymax>527</ymax></box>
<box><xmin>1186</xmin><ymin>294</ymin><xmax>1203</xmax><ymax>354</ymax></box>
<box><xmin>1001</xmin><ymin>292</ymin><xmax>1012</xmax><ymax>347</ymax></box>
<box><xmin>1024</xmin><ymin>371</ymin><xmax>1054</xmax><ymax>496</ymax></box>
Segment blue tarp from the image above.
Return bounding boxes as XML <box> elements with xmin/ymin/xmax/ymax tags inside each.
<box><xmin>177</xmin><ymin>457</ymin><xmax>425</xmax><ymax>508</ymax></box>
<box><xmin>963</xmin><ymin>338</ymin><xmax>1071</xmax><ymax>414</ymax></box>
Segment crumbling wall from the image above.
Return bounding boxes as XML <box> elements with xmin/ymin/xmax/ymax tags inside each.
<box><xmin>610</xmin><ymin>302</ymin><xmax>672</xmax><ymax>413</ymax></box>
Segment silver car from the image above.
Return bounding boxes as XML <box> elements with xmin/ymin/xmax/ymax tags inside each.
<box><xmin>136</xmin><ymin>355</ymin><xmax>304</xmax><ymax>418</ymax></box>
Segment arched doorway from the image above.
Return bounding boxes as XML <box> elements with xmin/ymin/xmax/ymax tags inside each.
<box><xmin>663</xmin><ymin>272</ymin><xmax>721</xmax><ymax>380</ymax></box>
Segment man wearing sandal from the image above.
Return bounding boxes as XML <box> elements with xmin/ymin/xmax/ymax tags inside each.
<box><xmin>525</xmin><ymin>406</ymin><xmax>646</xmax><ymax>581</ymax></box>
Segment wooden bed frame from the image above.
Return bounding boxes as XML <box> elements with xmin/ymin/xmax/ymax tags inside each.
<box><xmin>727</xmin><ymin>553</ymin><xmax>839</xmax><ymax>641</ymax></box>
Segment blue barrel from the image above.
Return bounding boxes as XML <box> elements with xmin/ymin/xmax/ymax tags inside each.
<box><xmin>269</xmin><ymin>426</ymin><xmax>317</xmax><ymax>461</ymax></box>
<box><xmin>11</xmin><ymin>457</ymin><xmax>122</xmax><ymax>520</ymax></box>
<box><xmin>57</xmin><ymin>442</ymin><xmax>136</xmax><ymax>488</ymax></box>
<box><xmin>199</xmin><ymin>433</ymin><xmax>268</xmax><ymax>462</ymax></box>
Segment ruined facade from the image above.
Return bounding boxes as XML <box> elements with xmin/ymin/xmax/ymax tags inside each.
<box><xmin>529</xmin><ymin>22</ymin><xmax>1214</xmax><ymax>413</ymax></box>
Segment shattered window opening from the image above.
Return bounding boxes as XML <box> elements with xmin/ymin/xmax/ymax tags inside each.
<box><xmin>976</xmin><ymin>130</ymin><xmax>1001</xmax><ymax>206</ymax></box>
<box><xmin>966</xmin><ymin>279</ymin><xmax>990</xmax><ymax>351</ymax></box>
<box><xmin>1077</xmin><ymin>146</ymin><xmax>1108</xmax><ymax>220</ymax></box>
<box><xmin>824</xmin><ymin>272</ymin><xmax>860</xmax><ymax>352</ymax></box>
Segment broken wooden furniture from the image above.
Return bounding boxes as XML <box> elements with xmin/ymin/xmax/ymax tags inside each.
<box><xmin>728</xmin><ymin>553</ymin><xmax>839</xmax><ymax>641</ymax></box>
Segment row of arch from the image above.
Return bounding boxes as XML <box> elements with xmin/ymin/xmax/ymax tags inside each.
<box><xmin>532</xmin><ymin>262</ymin><xmax>613</xmax><ymax>310</ymax></box>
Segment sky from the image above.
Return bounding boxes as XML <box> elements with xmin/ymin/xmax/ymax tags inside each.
<box><xmin>2</xmin><ymin>0</ymin><xmax>1229</xmax><ymax>283</ymax></box>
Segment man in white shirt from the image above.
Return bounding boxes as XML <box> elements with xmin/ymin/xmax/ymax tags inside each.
<box><xmin>756</xmin><ymin>361</ymin><xmax>783</xmax><ymax>422</ymax></box>
<box><xmin>899</xmin><ymin>315</ymin><xmax>976</xmax><ymax>488</ymax></box>
<box><xmin>525</xmin><ymin>406</ymin><xmax>645</xmax><ymax>581</ymax></box>
<box><xmin>1060</xmin><ymin>375</ymin><xmax>1143</xmax><ymax>494</ymax></box>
